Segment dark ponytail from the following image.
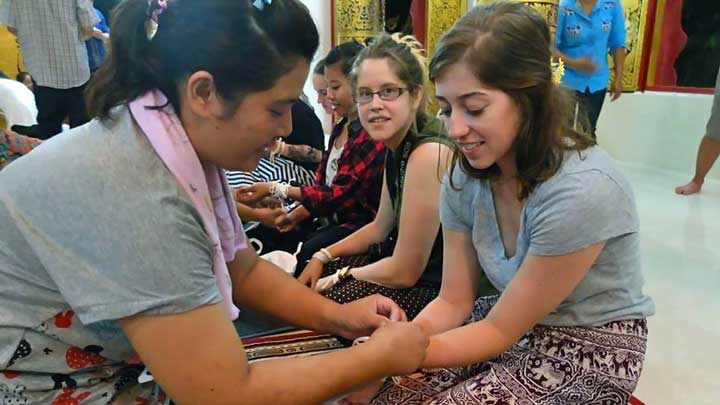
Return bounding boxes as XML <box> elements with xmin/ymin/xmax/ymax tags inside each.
<box><xmin>87</xmin><ymin>0</ymin><xmax>319</xmax><ymax>121</ymax></box>
<box><xmin>324</xmin><ymin>41</ymin><xmax>365</xmax><ymax>76</ymax></box>
<box><xmin>250</xmin><ymin>0</ymin><xmax>318</xmax><ymax>64</ymax></box>
<box><xmin>87</xmin><ymin>0</ymin><xmax>161</xmax><ymax>120</ymax></box>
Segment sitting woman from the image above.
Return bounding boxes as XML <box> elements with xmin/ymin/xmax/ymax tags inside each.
<box><xmin>228</xmin><ymin>97</ymin><xmax>326</xmax><ymax>253</ymax></box>
<box><xmin>0</xmin><ymin>1</ymin><xmax>428</xmax><ymax>403</ymax></box>
<box><xmin>238</xmin><ymin>41</ymin><xmax>387</xmax><ymax>268</ymax></box>
<box><xmin>297</xmin><ymin>34</ymin><xmax>453</xmax><ymax>320</ymax></box>
<box><xmin>371</xmin><ymin>2</ymin><xmax>654</xmax><ymax>404</ymax></box>
<box><xmin>0</xmin><ymin>128</ymin><xmax>42</xmax><ymax>170</ymax></box>
<box><xmin>0</xmin><ymin>71</ymin><xmax>38</xmax><ymax>134</ymax></box>
<box><xmin>226</xmin><ymin>98</ymin><xmax>325</xmax><ymax>190</ymax></box>
<box><xmin>311</xmin><ymin>58</ymin><xmax>334</xmax><ymax>116</ymax></box>
<box><xmin>16</xmin><ymin>71</ymin><xmax>35</xmax><ymax>91</ymax></box>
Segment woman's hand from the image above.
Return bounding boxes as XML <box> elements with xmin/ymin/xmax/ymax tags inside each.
<box><xmin>571</xmin><ymin>56</ymin><xmax>598</xmax><ymax>74</ymax></box>
<box><xmin>366</xmin><ymin>322</ymin><xmax>428</xmax><ymax>375</ymax></box>
<box><xmin>254</xmin><ymin>207</ymin><xmax>284</xmax><ymax>228</ymax></box>
<box><xmin>235</xmin><ymin>183</ymin><xmax>273</xmax><ymax>204</ymax></box>
<box><xmin>330</xmin><ymin>295</ymin><xmax>407</xmax><ymax>340</ymax></box>
<box><xmin>257</xmin><ymin>197</ymin><xmax>282</xmax><ymax>209</ymax></box>
<box><xmin>610</xmin><ymin>77</ymin><xmax>623</xmax><ymax>101</ymax></box>
<box><xmin>298</xmin><ymin>258</ymin><xmax>324</xmax><ymax>289</ymax></box>
<box><xmin>315</xmin><ymin>273</ymin><xmax>339</xmax><ymax>292</ymax></box>
<box><xmin>275</xmin><ymin>205</ymin><xmax>311</xmax><ymax>233</ymax></box>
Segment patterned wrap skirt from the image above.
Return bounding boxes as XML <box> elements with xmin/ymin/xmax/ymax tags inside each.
<box><xmin>372</xmin><ymin>296</ymin><xmax>648</xmax><ymax>405</ymax></box>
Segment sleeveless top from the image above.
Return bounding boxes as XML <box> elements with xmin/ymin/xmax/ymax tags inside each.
<box><xmin>385</xmin><ymin>113</ymin><xmax>452</xmax><ymax>287</ymax></box>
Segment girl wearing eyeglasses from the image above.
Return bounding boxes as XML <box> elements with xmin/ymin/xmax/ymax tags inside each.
<box><xmin>237</xmin><ymin>41</ymin><xmax>388</xmax><ymax>273</ymax></box>
<box><xmin>296</xmin><ymin>34</ymin><xmax>475</xmax><ymax>320</ymax></box>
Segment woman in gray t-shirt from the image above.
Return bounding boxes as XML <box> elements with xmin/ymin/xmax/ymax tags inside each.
<box><xmin>0</xmin><ymin>1</ymin><xmax>428</xmax><ymax>404</ymax></box>
<box><xmin>371</xmin><ymin>3</ymin><xmax>654</xmax><ymax>404</ymax></box>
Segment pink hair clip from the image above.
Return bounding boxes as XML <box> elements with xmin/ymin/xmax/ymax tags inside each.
<box><xmin>146</xmin><ymin>0</ymin><xmax>168</xmax><ymax>40</ymax></box>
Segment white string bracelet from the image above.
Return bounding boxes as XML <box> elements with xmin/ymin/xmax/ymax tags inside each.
<box><xmin>311</xmin><ymin>248</ymin><xmax>334</xmax><ymax>264</ymax></box>
<box><xmin>269</xmin><ymin>181</ymin><xmax>290</xmax><ymax>200</ymax></box>
<box><xmin>277</xmin><ymin>139</ymin><xmax>286</xmax><ymax>157</ymax></box>
<box><xmin>352</xmin><ymin>336</ymin><xmax>370</xmax><ymax>346</ymax></box>
<box><xmin>269</xmin><ymin>139</ymin><xmax>284</xmax><ymax>164</ymax></box>
<box><xmin>320</xmin><ymin>247</ymin><xmax>334</xmax><ymax>261</ymax></box>
<box><xmin>311</xmin><ymin>250</ymin><xmax>330</xmax><ymax>264</ymax></box>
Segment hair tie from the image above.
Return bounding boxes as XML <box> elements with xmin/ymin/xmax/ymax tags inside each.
<box><xmin>252</xmin><ymin>0</ymin><xmax>272</xmax><ymax>11</ymax></box>
<box><xmin>146</xmin><ymin>0</ymin><xmax>169</xmax><ymax>40</ymax></box>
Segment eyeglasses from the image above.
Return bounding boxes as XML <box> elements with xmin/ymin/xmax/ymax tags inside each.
<box><xmin>355</xmin><ymin>87</ymin><xmax>408</xmax><ymax>104</ymax></box>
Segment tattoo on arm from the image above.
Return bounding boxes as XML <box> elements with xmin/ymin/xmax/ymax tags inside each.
<box><xmin>284</xmin><ymin>144</ymin><xmax>323</xmax><ymax>163</ymax></box>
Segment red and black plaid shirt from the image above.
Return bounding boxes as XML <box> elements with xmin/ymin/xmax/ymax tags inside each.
<box><xmin>300</xmin><ymin>118</ymin><xmax>386</xmax><ymax>230</ymax></box>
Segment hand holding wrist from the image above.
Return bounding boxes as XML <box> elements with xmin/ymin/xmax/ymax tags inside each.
<box><xmin>312</xmin><ymin>248</ymin><xmax>334</xmax><ymax>264</ymax></box>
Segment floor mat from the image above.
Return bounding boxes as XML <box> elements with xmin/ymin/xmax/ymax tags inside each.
<box><xmin>242</xmin><ymin>329</ymin><xmax>344</xmax><ymax>363</ymax></box>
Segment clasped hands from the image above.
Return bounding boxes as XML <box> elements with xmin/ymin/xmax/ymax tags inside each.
<box><xmin>234</xmin><ymin>185</ymin><xmax>308</xmax><ymax>232</ymax></box>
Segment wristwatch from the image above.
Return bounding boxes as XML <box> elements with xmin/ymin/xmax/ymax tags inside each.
<box><xmin>336</xmin><ymin>266</ymin><xmax>353</xmax><ymax>281</ymax></box>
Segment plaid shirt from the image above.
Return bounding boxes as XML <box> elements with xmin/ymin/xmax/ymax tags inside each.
<box><xmin>1</xmin><ymin>0</ymin><xmax>99</xmax><ymax>89</ymax></box>
<box><xmin>301</xmin><ymin>118</ymin><xmax>386</xmax><ymax>230</ymax></box>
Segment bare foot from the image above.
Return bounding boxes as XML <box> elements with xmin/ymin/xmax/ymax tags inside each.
<box><xmin>675</xmin><ymin>180</ymin><xmax>702</xmax><ymax>195</ymax></box>
<box><xmin>338</xmin><ymin>379</ymin><xmax>385</xmax><ymax>405</ymax></box>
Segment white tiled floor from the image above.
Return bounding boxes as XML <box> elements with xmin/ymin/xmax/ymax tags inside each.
<box><xmin>621</xmin><ymin>163</ymin><xmax>720</xmax><ymax>404</ymax></box>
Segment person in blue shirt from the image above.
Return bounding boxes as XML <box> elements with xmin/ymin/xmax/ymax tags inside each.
<box><xmin>86</xmin><ymin>3</ymin><xmax>110</xmax><ymax>73</ymax></box>
<box><xmin>554</xmin><ymin>0</ymin><xmax>626</xmax><ymax>138</ymax></box>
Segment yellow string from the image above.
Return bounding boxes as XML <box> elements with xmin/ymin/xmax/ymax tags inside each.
<box><xmin>552</xmin><ymin>58</ymin><xmax>565</xmax><ymax>85</ymax></box>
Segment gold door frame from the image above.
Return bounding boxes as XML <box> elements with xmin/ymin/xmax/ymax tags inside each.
<box><xmin>332</xmin><ymin>0</ymin><xmax>469</xmax><ymax>113</ymax></box>
<box><xmin>616</xmin><ymin>0</ymin><xmax>650</xmax><ymax>91</ymax></box>
<box><xmin>425</xmin><ymin>1</ymin><xmax>469</xmax><ymax>58</ymax></box>
<box><xmin>425</xmin><ymin>1</ymin><xmax>468</xmax><ymax>112</ymax></box>
<box><xmin>332</xmin><ymin>0</ymin><xmax>385</xmax><ymax>45</ymax></box>
<box><xmin>332</xmin><ymin>0</ymin><xmax>468</xmax><ymax>50</ymax></box>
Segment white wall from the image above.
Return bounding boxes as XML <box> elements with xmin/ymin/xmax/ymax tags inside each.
<box><xmin>597</xmin><ymin>91</ymin><xmax>720</xmax><ymax>181</ymax></box>
<box><xmin>300</xmin><ymin>0</ymin><xmax>333</xmax><ymax>134</ymax></box>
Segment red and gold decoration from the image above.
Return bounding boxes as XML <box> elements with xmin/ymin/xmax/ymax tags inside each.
<box><xmin>331</xmin><ymin>0</ymin><xmax>468</xmax><ymax>113</ymax></box>
<box><xmin>332</xmin><ymin>0</ymin><xmax>385</xmax><ymax>45</ymax></box>
<box><xmin>476</xmin><ymin>0</ymin><xmax>650</xmax><ymax>92</ymax></box>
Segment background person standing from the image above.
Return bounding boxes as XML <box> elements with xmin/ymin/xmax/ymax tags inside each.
<box><xmin>1</xmin><ymin>0</ymin><xmax>99</xmax><ymax>139</ymax></box>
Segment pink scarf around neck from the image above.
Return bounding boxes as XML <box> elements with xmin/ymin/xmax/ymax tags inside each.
<box><xmin>129</xmin><ymin>90</ymin><xmax>244</xmax><ymax>320</ymax></box>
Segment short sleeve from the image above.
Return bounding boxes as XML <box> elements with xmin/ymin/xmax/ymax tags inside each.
<box><xmin>554</xmin><ymin>6</ymin><xmax>566</xmax><ymax>50</ymax></box>
<box><xmin>706</xmin><ymin>68</ymin><xmax>720</xmax><ymax>138</ymax></box>
<box><xmin>76</xmin><ymin>0</ymin><xmax>100</xmax><ymax>30</ymax></box>
<box><xmin>527</xmin><ymin>170</ymin><xmax>638</xmax><ymax>256</ymax></box>
<box><xmin>0</xmin><ymin>149</ymin><xmax>221</xmax><ymax>325</ymax></box>
<box><xmin>23</xmin><ymin>194</ymin><xmax>219</xmax><ymax>324</ymax></box>
<box><xmin>608</xmin><ymin>2</ymin><xmax>626</xmax><ymax>51</ymax></box>
<box><xmin>439</xmin><ymin>170</ymin><xmax>473</xmax><ymax>233</ymax></box>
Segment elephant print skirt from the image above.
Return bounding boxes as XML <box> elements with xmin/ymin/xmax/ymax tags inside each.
<box><xmin>372</xmin><ymin>296</ymin><xmax>648</xmax><ymax>405</ymax></box>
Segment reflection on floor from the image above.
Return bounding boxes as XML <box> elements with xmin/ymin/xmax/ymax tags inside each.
<box><xmin>622</xmin><ymin>162</ymin><xmax>720</xmax><ymax>404</ymax></box>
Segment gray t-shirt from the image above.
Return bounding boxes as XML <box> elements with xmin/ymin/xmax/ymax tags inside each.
<box><xmin>440</xmin><ymin>147</ymin><xmax>654</xmax><ymax>327</ymax></box>
<box><xmin>0</xmin><ymin>107</ymin><xmax>221</xmax><ymax>402</ymax></box>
